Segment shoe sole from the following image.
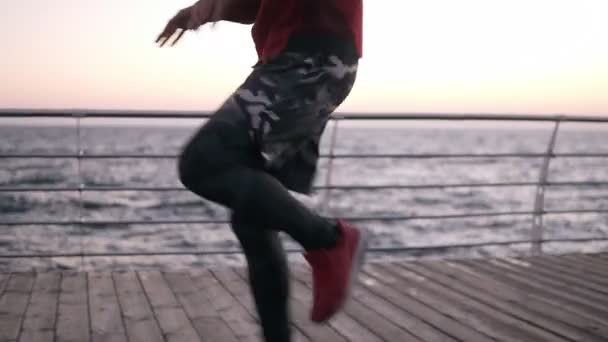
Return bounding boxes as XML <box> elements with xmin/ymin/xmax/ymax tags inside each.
<box><xmin>342</xmin><ymin>227</ymin><xmax>370</xmax><ymax>309</ymax></box>
<box><xmin>311</xmin><ymin>226</ymin><xmax>370</xmax><ymax>323</ymax></box>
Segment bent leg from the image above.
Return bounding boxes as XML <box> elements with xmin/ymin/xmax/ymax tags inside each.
<box><xmin>178</xmin><ymin>115</ymin><xmax>338</xmax><ymax>250</ymax></box>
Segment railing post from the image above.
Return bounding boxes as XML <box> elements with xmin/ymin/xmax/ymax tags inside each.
<box><xmin>319</xmin><ymin>116</ymin><xmax>341</xmax><ymax>214</ymax></box>
<box><xmin>74</xmin><ymin>112</ymin><xmax>86</xmax><ymax>269</ymax></box>
<box><xmin>531</xmin><ymin>118</ymin><xmax>563</xmax><ymax>255</ymax></box>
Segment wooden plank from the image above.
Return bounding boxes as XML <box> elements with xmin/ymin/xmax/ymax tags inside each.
<box><xmin>287</xmin><ymin>279</ymin><xmax>351</xmax><ymax>342</ymax></box>
<box><xmin>549</xmin><ymin>255</ymin><xmax>608</xmax><ymax>285</ymax></box>
<box><xmin>211</xmin><ymin>269</ymin><xmax>258</xmax><ymax>320</ymax></box>
<box><xmin>294</xmin><ymin>264</ymin><xmax>403</xmax><ymax>342</ymax></box>
<box><xmin>18</xmin><ymin>331</ymin><xmax>54</xmax><ymax>342</ymax></box>
<box><xmin>20</xmin><ymin>273</ymin><xmax>61</xmax><ymax>342</ymax></box>
<box><xmin>138</xmin><ymin>271</ymin><xmax>201</xmax><ymax>342</ymax></box>
<box><xmin>163</xmin><ymin>273</ymin><xmax>217</xmax><ymax>319</ymax></box>
<box><xmin>292</xmin><ymin>288</ymin><xmax>351</xmax><ymax>342</ymax></box>
<box><xmin>154</xmin><ymin>307</ymin><xmax>201</xmax><ymax>342</ymax></box>
<box><xmin>576</xmin><ymin>254</ymin><xmax>608</xmax><ymax>278</ymax></box>
<box><xmin>284</xmin><ymin>266</ymin><xmax>384</xmax><ymax>342</ymax></box>
<box><xmin>232</xmin><ymin>266</ymin><xmax>351</xmax><ymax>342</ymax></box>
<box><xmin>460</xmin><ymin>259</ymin><xmax>608</xmax><ymax>323</ymax></box>
<box><xmin>163</xmin><ymin>272</ymin><xmax>238</xmax><ymax>342</ymax></box>
<box><xmin>440</xmin><ymin>260</ymin><xmax>608</xmax><ymax>338</ymax></box>
<box><xmin>56</xmin><ymin>272</ymin><xmax>90</xmax><ymax>342</ymax></box>
<box><xmin>139</xmin><ymin>271</ymin><xmax>179</xmax><ymax>308</ymax></box>
<box><xmin>335</xmin><ymin>265</ymin><xmax>457</xmax><ymax>342</ymax></box>
<box><xmin>410</xmin><ymin>260</ymin><xmax>607</xmax><ymax>341</ymax></box>
<box><xmin>374</xmin><ymin>263</ymin><xmax>568</xmax><ymax>342</ymax></box>
<box><xmin>539</xmin><ymin>254</ymin><xmax>608</xmax><ymax>289</ymax></box>
<box><xmin>163</xmin><ymin>273</ymin><xmax>220</xmax><ymax>319</ymax></box>
<box><xmin>357</xmin><ymin>263</ymin><xmax>488</xmax><ymax>342</ymax></box>
<box><xmin>596</xmin><ymin>253</ymin><xmax>608</xmax><ymax>267</ymax></box>
<box><xmin>289</xmin><ymin>264</ymin><xmax>424</xmax><ymax>342</ymax></box>
<box><xmin>113</xmin><ymin>271</ymin><xmax>164</xmax><ymax>342</ymax></box>
<box><xmin>517</xmin><ymin>257</ymin><xmax>608</xmax><ymax>297</ymax></box>
<box><xmin>0</xmin><ymin>273</ymin><xmax>9</xmax><ymax>296</ymax></box>
<box><xmin>493</xmin><ymin>258</ymin><xmax>608</xmax><ymax>314</ymax></box>
<box><xmin>0</xmin><ymin>273</ymin><xmax>35</xmax><ymax>342</ymax></box>
<box><xmin>591</xmin><ymin>253</ymin><xmax>608</xmax><ymax>262</ymax></box>
<box><xmin>2</xmin><ymin>273</ymin><xmax>34</xmax><ymax>293</ymax></box>
<box><xmin>88</xmin><ymin>272</ymin><xmax>128</xmax><ymax>342</ymax></box>
<box><xmin>460</xmin><ymin>258</ymin><xmax>608</xmax><ymax>327</ymax></box>
<box><xmin>564</xmin><ymin>254</ymin><xmax>608</xmax><ymax>276</ymax></box>
<box><xmin>191</xmin><ymin>269</ymin><xmax>260</xmax><ymax>342</ymax></box>
<box><xmin>364</xmin><ymin>263</ymin><xmax>509</xmax><ymax>341</ymax></box>
<box><xmin>595</xmin><ymin>252</ymin><xmax>608</xmax><ymax>260</ymax></box>
<box><xmin>214</xmin><ymin>268</ymin><xmax>312</xmax><ymax>342</ymax></box>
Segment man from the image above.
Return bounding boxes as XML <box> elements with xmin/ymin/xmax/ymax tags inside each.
<box><xmin>156</xmin><ymin>1</ymin><xmax>367</xmax><ymax>341</ymax></box>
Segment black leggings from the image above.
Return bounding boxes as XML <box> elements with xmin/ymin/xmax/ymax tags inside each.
<box><xmin>178</xmin><ymin>114</ymin><xmax>338</xmax><ymax>342</ymax></box>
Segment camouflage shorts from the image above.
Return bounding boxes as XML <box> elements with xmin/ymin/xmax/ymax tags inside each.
<box><xmin>216</xmin><ymin>52</ymin><xmax>358</xmax><ymax>194</ymax></box>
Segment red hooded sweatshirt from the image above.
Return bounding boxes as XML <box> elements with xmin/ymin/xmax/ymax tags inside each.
<box><xmin>224</xmin><ymin>0</ymin><xmax>363</xmax><ymax>62</ymax></box>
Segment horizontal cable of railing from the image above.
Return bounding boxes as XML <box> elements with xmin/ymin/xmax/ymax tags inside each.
<box><xmin>2</xmin><ymin>152</ymin><xmax>608</xmax><ymax>159</ymax></box>
<box><xmin>0</xmin><ymin>236</ymin><xmax>606</xmax><ymax>259</ymax></box>
<box><xmin>2</xmin><ymin>110</ymin><xmax>608</xmax><ymax>122</ymax></box>
<box><xmin>2</xmin><ymin>209</ymin><xmax>607</xmax><ymax>226</ymax></box>
<box><xmin>3</xmin><ymin>181</ymin><xmax>608</xmax><ymax>193</ymax></box>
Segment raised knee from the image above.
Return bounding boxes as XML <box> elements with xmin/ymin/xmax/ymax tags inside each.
<box><xmin>177</xmin><ymin>123</ymin><xmax>222</xmax><ymax>188</ymax></box>
<box><xmin>177</xmin><ymin>134</ymin><xmax>239</xmax><ymax>207</ymax></box>
<box><xmin>177</xmin><ymin>119</ymin><xmax>252</xmax><ymax>208</ymax></box>
<box><xmin>178</xmin><ymin>149</ymin><xmax>222</xmax><ymax>205</ymax></box>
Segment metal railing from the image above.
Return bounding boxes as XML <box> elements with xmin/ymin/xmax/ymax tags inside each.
<box><xmin>2</xmin><ymin>110</ymin><xmax>608</xmax><ymax>259</ymax></box>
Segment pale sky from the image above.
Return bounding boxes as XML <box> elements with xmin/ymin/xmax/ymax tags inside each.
<box><xmin>1</xmin><ymin>0</ymin><xmax>607</xmax><ymax>115</ymax></box>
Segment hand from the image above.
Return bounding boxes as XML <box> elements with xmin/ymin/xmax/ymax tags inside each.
<box><xmin>155</xmin><ymin>6</ymin><xmax>191</xmax><ymax>47</ymax></box>
<box><xmin>155</xmin><ymin>0</ymin><xmax>225</xmax><ymax>47</ymax></box>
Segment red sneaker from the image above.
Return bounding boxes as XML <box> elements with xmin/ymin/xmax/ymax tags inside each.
<box><xmin>304</xmin><ymin>219</ymin><xmax>369</xmax><ymax>323</ymax></box>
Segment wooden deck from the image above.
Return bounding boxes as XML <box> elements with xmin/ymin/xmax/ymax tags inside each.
<box><xmin>1</xmin><ymin>253</ymin><xmax>608</xmax><ymax>342</ymax></box>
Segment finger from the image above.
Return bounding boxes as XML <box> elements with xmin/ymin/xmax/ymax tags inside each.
<box><xmin>159</xmin><ymin>32</ymin><xmax>173</xmax><ymax>47</ymax></box>
<box><xmin>171</xmin><ymin>29</ymin><xmax>186</xmax><ymax>46</ymax></box>
<box><xmin>157</xmin><ymin>25</ymin><xmax>177</xmax><ymax>46</ymax></box>
<box><xmin>159</xmin><ymin>35</ymin><xmax>172</xmax><ymax>47</ymax></box>
<box><xmin>155</xmin><ymin>27</ymin><xmax>167</xmax><ymax>43</ymax></box>
<box><xmin>156</xmin><ymin>28</ymin><xmax>171</xmax><ymax>44</ymax></box>
<box><xmin>160</xmin><ymin>28</ymin><xmax>183</xmax><ymax>47</ymax></box>
<box><xmin>155</xmin><ymin>32</ymin><xmax>166</xmax><ymax>43</ymax></box>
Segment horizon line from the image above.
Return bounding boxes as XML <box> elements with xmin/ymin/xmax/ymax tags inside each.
<box><xmin>1</xmin><ymin>108</ymin><xmax>608</xmax><ymax>119</ymax></box>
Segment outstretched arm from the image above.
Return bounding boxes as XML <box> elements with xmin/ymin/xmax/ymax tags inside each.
<box><xmin>156</xmin><ymin>0</ymin><xmax>260</xmax><ymax>47</ymax></box>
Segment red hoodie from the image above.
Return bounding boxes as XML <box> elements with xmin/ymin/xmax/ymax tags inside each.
<box><xmin>225</xmin><ymin>0</ymin><xmax>363</xmax><ymax>62</ymax></box>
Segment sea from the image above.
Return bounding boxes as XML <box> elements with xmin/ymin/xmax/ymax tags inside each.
<box><xmin>1</xmin><ymin>120</ymin><xmax>608</xmax><ymax>271</ymax></box>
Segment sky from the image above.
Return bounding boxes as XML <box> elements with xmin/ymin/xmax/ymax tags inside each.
<box><xmin>1</xmin><ymin>0</ymin><xmax>607</xmax><ymax>115</ymax></box>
